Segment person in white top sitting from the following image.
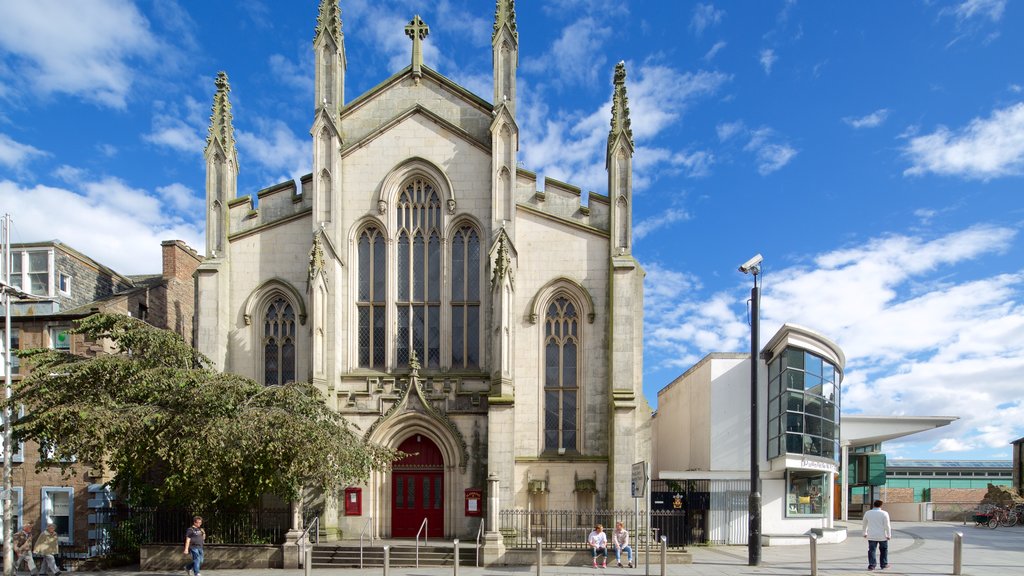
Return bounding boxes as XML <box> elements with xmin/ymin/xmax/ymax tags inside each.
<box><xmin>862</xmin><ymin>499</ymin><xmax>892</xmax><ymax>571</ymax></box>
<box><xmin>587</xmin><ymin>524</ymin><xmax>608</xmax><ymax>569</ymax></box>
<box><xmin>611</xmin><ymin>521</ymin><xmax>633</xmax><ymax>568</ymax></box>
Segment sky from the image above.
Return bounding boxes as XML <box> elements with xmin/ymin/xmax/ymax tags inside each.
<box><xmin>1</xmin><ymin>0</ymin><xmax>1022</xmax><ymax>462</ymax></box>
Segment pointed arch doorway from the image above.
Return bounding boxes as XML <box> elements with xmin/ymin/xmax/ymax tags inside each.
<box><xmin>391</xmin><ymin>434</ymin><xmax>444</xmax><ymax>537</ymax></box>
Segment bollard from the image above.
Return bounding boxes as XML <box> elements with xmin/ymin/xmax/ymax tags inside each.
<box><xmin>383</xmin><ymin>545</ymin><xmax>390</xmax><ymax>576</ymax></box>
<box><xmin>454</xmin><ymin>539</ymin><xmax>460</xmax><ymax>576</ymax></box>
<box><xmin>304</xmin><ymin>544</ymin><xmax>312</xmax><ymax>576</ymax></box>
<box><xmin>536</xmin><ymin>537</ymin><xmax>543</xmax><ymax>576</ymax></box>
<box><xmin>659</xmin><ymin>535</ymin><xmax>667</xmax><ymax>576</ymax></box>
<box><xmin>953</xmin><ymin>532</ymin><xmax>963</xmax><ymax>575</ymax></box>
<box><xmin>809</xmin><ymin>533</ymin><xmax>819</xmax><ymax>576</ymax></box>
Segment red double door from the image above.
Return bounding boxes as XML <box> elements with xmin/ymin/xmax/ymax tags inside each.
<box><xmin>391</xmin><ymin>435</ymin><xmax>444</xmax><ymax>537</ymax></box>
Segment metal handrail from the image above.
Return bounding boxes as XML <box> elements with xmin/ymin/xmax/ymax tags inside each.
<box><xmin>297</xmin><ymin>516</ymin><xmax>319</xmax><ymax>567</ymax></box>
<box><xmin>475</xmin><ymin>518</ymin><xmax>484</xmax><ymax>566</ymax></box>
<box><xmin>359</xmin><ymin>516</ymin><xmax>374</xmax><ymax>569</ymax></box>
<box><xmin>415</xmin><ymin>517</ymin><xmax>428</xmax><ymax>567</ymax></box>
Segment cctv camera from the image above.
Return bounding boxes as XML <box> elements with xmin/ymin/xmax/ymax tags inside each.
<box><xmin>738</xmin><ymin>253</ymin><xmax>763</xmax><ymax>274</ymax></box>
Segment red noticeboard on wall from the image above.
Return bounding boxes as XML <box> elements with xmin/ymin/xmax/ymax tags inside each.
<box><xmin>465</xmin><ymin>489</ymin><xmax>482</xmax><ymax>517</ymax></box>
<box><xmin>344</xmin><ymin>487</ymin><xmax>362</xmax><ymax>516</ymax></box>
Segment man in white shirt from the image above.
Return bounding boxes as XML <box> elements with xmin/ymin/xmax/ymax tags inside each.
<box><xmin>587</xmin><ymin>524</ymin><xmax>608</xmax><ymax>569</ymax></box>
<box><xmin>862</xmin><ymin>499</ymin><xmax>892</xmax><ymax>570</ymax></box>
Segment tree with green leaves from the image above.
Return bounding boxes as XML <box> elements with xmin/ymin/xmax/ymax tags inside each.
<box><xmin>12</xmin><ymin>313</ymin><xmax>396</xmax><ymax>510</ymax></box>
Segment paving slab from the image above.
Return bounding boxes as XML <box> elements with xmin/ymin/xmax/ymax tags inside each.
<box><xmin>64</xmin><ymin>521</ymin><xmax>1024</xmax><ymax>576</ymax></box>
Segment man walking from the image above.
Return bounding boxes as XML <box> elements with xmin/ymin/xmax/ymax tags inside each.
<box><xmin>863</xmin><ymin>499</ymin><xmax>892</xmax><ymax>570</ymax></box>
<box><xmin>184</xmin><ymin>515</ymin><xmax>206</xmax><ymax>576</ymax></box>
<box><xmin>13</xmin><ymin>522</ymin><xmax>37</xmax><ymax>576</ymax></box>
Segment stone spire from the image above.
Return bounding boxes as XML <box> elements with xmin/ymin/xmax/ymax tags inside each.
<box><xmin>205</xmin><ymin>71</ymin><xmax>235</xmax><ymax>157</ymax></box>
<box><xmin>493</xmin><ymin>0</ymin><xmax>517</xmax><ymax>41</ymax></box>
<box><xmin>314</xmin><ymin>0</ymin><xmax>342</xmax><ymax>45</ymax></box>
<box><xmin>607</xmin><ymin>61</ymin><xmax>634</xmax><ymax>158</ymax></box>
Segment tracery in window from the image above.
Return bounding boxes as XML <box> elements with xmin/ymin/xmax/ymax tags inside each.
<box><xmin>395</xmin><ymin>180</ymin><xmax>442</xmax><ymax>369</ymax></box>
<box><xmin>544</xmin><ymin>296</ymin><xmax>579</xmax><ymax>452</ymax></box>
<box><xmin>358</xmin><ymin>226</ymin><xmax>386</xmax><ymax>368</ymax></box>
<box><xmin>263</xmin><ymin>296</ymin><xmax>296</xmax><ymax>385</ymax></box>
<box><xmin>451</xmin><ymin>224</ymin><xmax>480</xmax><ymax>369</ymax></box>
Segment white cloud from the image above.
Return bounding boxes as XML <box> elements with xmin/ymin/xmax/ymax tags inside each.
<box><xmin>745</xmin><ymin>127</ymin><xmax>797</xmax><ymax>174</ymax></box>
<box><xmin>931</xmin><ymin>438</ymin><xmax>975</xmax><ymax>452</ymax></box>
<box><xmin>0</xmin><ymin>0</ymin><xmax>160</xmax><ymax>108</ymax></box>
<box><xmin>519</xmin><ymin>63</ymin><xmax>729</xmax><ymax>193</ymax></box>
<box><xmin>522</xmin><ymin>18</ymin><xmax>612</xmax><ymax>87</ymax></box>
<box><xmin>704</xmin><ymin>41</ymin><xmax>727</xmax><ymax>61</ymax></box>
<box><xmin>53</xmin><ymin>165</ymin><xmax>88</xmax><ymax>183</ymax></box>
<box><xmin>843</xmin><ymin>108</ymin><xmax>890</xmax><ymax>129</ymax></box>
<box><xmin>951</xmin><ymin>0</ymin><xmax>1006</xmax><ymax>22</ymax></box>
<box><xmin>269</xmin><ymin>53</ymin><xmax>314</xmax><ymax>97</ymax></box>
<box><xmin>0</xmin><ymin>133</ymin><xmax>47</xmax><ymax>169</ymax></box>
<box><xmin>145</xmin><ymin>118</ymin><xmax>204</xmax><ymax>154</ymax></box>
<box><xmin>716</xmin><ymin>121</ymin><xmax>745</xmax><ymax>142</ymax></box>
<box><xmin>716</xmin><ymin>122</ymin><xmax>797</xmax><ymax>174</ymax></box>
<box><xmin>634</xmin><ymin>208</ymin><xmax>690</xmax><ymax>240</ymax></box>
<box><xmin>645</xmin><ymin>224</ymin><xmax>1024</xmax><ymax>457</ymax></box>
<box><xmin>903</xmin><ymin>102</ymin><xmax>1024</xmax><ymax>180</ymax></box>
<box><xmin>157</xmin><ymin>183</ymin><xmax>203</xmax><ymax>215</ymax></box>
<box><xmin>0</xmin><ymin>178</ymin><xmax>204</xmax><ymax>274</ymax></box>
<box><xmin>96</xmin><ymin>143</ymin><xmax>119</xmax><ymax>158</ymax></box>
<box><xmin>236</xmin><ymin>118</ymin><xmax>311</xmax><ymax>188</ymax></box>
<box><xmin>759</xmin><ymin>48</ymin><xmax>777</xmax><ymax>75</ymax></box>
<box><xmin>691</xmin><ymin>4</ymin><xmax>725</xmax><ymax>36</ymax></box>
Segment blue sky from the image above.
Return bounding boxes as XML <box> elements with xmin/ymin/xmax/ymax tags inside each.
<box><xmin>1</xmin><ymin>0</ymin><xmax>1022</xmax><ymax>461</ymax></box>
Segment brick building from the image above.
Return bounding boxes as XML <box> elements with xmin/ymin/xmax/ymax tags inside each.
<box><xmin>2</xmin><ymin>239</ymin><xmax>200</xmax><ymax>556</ymax></box>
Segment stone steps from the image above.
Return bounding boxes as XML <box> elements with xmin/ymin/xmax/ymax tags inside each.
<box><xmin>311</xmin><ymin>544</ymin><xmax>478</xmax><ymax>568</ymax></box>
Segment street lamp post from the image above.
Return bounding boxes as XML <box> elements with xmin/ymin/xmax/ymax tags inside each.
<box><xmin>2</xmin><ymin>214</ymin><xmax>14</xmax><ymax>576</ymax></box>
<box><xmin>739</xmin><ymin>254</ymin><xmax>763</xmax><ymax>567</ymax></box>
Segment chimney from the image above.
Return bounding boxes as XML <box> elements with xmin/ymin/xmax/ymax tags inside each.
<box><xmin>161</xmin><ymin>240</ymin><xmax>203</xmax><ymax>281</ymax></box>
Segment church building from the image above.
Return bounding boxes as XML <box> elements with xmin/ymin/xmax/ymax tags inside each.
<box><xmin>194</xmin><ymin>0</ymin><xmax>650</xmax><ymax>540</ymax></box>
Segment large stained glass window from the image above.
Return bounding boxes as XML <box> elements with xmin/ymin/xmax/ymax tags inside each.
<box><xmin>263</xmin><ymin>296</ymin><xmax>295</xmax><ymax>385</ymax></box>
<box><xmin>450</xmin><ymin>224</ymin><xmax>480</xmax><ymax>369</ymax></box>
<box><xmin>544</xmin><ymin>296</ymin><xmax>579</xmax><ymax>452</ymax></box>
<box><xmin>357</xmin><ymin>227</ymin><xmax>386</xmax><ymax>368</ymax></box>
<box><xmin>395</xmin><ymin>180</ymin><xmax>442</xmax><ymax>369</ymax></box>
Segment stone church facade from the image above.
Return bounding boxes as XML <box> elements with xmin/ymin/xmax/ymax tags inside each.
<box><xmin>194</xmin><ymin>0</ymin><xmax>650</xmax><ymax>539</ymax></box>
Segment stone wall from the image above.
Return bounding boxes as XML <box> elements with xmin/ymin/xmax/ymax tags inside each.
<box><xmin>140</xmin><ymin>544</ymin><xmax>282</xmax><ymax>570</ymax></box>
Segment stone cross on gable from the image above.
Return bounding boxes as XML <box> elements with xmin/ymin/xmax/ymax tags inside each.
<box><xmin>405</xmin><ymin>15</ymin><xmax>429</xmax><ymax>79</ymax></box>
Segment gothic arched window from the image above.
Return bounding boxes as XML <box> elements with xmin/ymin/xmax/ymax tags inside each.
<box><xmin>263</xmin><ymin>296</ymin><xmax>296</xmax><ymax>385</ymax></box>
<box><xmin>395</xmin><ymin>179</ymin><xmax>442</xmax><ymax>368</ymax></box>
<box><xmin>544</xmin><ymin>296</ymin><xmax>579</xmax><ymax>452</ymax></box>
<box><xmin>358</xmin><ymin>226</ymin><xmax>386</xmax><ymax>368</ymax></box>
<box><xmin>451</xmin><ymin>224</ymin><xmax>480</xmax><ymax>369</ymax></box>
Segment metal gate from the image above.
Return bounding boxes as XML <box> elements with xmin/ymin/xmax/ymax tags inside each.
<box><xmin>653</xmin><ymin>479</ymin><xmax>749</xmax><ymax>545</ymax></box>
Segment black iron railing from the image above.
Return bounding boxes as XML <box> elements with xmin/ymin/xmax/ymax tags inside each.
<box><xmin>129</xmin><ymin>507</ymin><xmax>291</xmax><ymax>545</ymax></box>
<box><xmin>497</xmin><ymin>509</ymin><xmax>689</xmax><ymax>550</ymax></box>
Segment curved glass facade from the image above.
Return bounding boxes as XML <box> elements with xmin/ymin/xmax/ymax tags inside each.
<box><xmin>767</xmin><ymin>347</ymin><xmax>840</xmax><ymax>461</ymax></box>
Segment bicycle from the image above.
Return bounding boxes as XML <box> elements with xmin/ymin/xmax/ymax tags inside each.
<box><xmin>986</xmin><ymin>505</ymin><xmax>1018</xmax><ymax>529</ymax></box>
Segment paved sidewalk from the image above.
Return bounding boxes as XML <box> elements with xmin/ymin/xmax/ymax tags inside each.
<box><xmin>65</xmin><ymin>521</ymin><xmax>1024</xmax><ymax>576</ymax></box>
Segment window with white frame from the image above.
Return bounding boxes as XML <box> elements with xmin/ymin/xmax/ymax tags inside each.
<box><xmin>58</xmin><ymin>272</ymin><xmax>71</xmax><ymax>295</ymax></box>
<box><xmin>0</xmin><ymin>487</ymin><xmax>24</xmax><ymax>536</ymax></box>
<box><xmin>49</xmin><ymin>326</ymin><xmax>71</xmax><ymax>351</ymax></box>
<box><xmin>0</xmin><ymin>407</ymin><xmax>25</xmax><ymax>462</ymax></box>
<box><xmin>1</xmin><ymin>328</ymin><xmax>19</xmax><ymax>376</ymax></box>
<box><xmin>41</xmin><ymin>487</ymin><xmax>74</xmax><ymax>544</ymax></box>
<box><xmin>10</xmin><ymin>250</ymin><xmax>52</xmax><ymax>296</ymax></box>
